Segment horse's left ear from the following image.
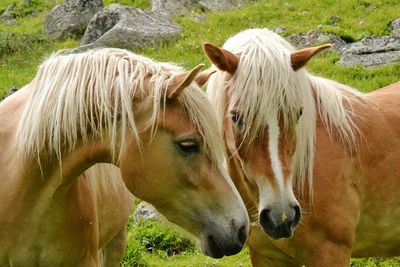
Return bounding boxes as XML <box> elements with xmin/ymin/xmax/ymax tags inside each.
<box><xmin>202</xmin><ymin>42</ymin><xmax>239</xmax><ymax>75</ymax></box>
<box><xmin>166</xmin><ymin>64</ymin><xmax>205</xmax><ymax>99</ymax></box>
<box><xmin>195</xmin><ymin>69</ymin><xmax>216</xmax><ymax>87</ymax></box>
<box><xmin>291</xmin><ymin>44</ymin><xmax>332</xmax><ymax>71</ymax></box>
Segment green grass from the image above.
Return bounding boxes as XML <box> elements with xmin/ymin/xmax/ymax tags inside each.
<box><xmin>121</xmin><ymin>218</ymin><xmax>251</xmax><ymax>267</ymax></box>
<box><xmin>2</xmin><ymin>0</ymin><xmax>400</xmax><ymax>95</ymax></box>
<box><xmin>1</xmin><ymin>0</ymin><xmax>400</xmax><ymax>265</ymax></box>
<box><xmin>122</xmin><ymin>218</ymin><xmax>400</xmax><ymax>266</ymax></box>
<box><xmin>131</xmin><ymin>249</ymin><xmax>252</xmax><ymax>267</ymax></box>
<box><xmin>351</xmin><ymin>257</ymin><xmax>400</xmax><ymax>267</ymax></box>
<box><xmin>104</xmin><ymin>0</ymin><xmax>151</xmax><ymax>9</ymax></box>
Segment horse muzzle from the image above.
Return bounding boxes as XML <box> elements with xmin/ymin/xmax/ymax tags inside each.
<box><xmin>201</xmin><ymin>222</ymin><xmax>248</xmax><ymax>258</ymax></box>
<box><xmin>259</xmin><ymin>204</ymin><xmax>301</xmax><ymax>239</ymax></box>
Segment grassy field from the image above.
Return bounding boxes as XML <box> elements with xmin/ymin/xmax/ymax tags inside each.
<box><xmin>1</xmin><ymin>0</ymin><xmax>400</xmax><ymax>266</ymax></box>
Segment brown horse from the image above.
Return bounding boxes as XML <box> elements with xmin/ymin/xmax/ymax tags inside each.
<box><xmin>0</xmin><ymin>48</ymin><xmax>249</xmax><ymax>266</ymax></box>
<box><xmin>203</xmin><ymin>28</ymin><xmax>400</xmax><ymax>266</ymax></box>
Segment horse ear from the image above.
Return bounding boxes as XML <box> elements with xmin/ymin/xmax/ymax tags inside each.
<box><xmin>202</xmin><ymin>42</ymin><xmax>239</xmax><ymax>75</ymax></box>
<box><xmin>291</xmin><ymin>44</ymin><xmax>332</xmax><ymax>71</ymax></box>
<box><xmin>166</xmin><ymin>64</ymin><xmax>205</xmax><ymax>99</ymax></box>
<box><xmin>195</xmin><ymin>69</ymin><xmax>216</xmax><ymax>87</ymax></box>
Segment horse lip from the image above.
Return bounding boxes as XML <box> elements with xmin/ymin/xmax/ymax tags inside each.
<box><xmin>261</xmin><ymin>224</ymin><xmax>294</xmax><ymax>240</ymax></box>
<box><xmin>259</xmin><ymin>213</ymin><xmax>294</xmax><ymax>239</ymax></box>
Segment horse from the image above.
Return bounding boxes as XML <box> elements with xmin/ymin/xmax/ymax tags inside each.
<box><xmin>203</xmin><ymin>28</ymin><xmax>400</xmax><ymax>266</ymax></box>
<box><xmin>0</xmin><ymin>48</ymin><xmax>249</xmax><ymax>266</ymax></box>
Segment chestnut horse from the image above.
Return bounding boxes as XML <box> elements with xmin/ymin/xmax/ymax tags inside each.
<box><xmin>0</xmin><ymin>48</ymin><xmax>249</xmax><ymax>266</ymax></box>
<box><xmin>204</xmin><ymin>28</ymin><xmax>400</xmax><ymax>266</ymax></box>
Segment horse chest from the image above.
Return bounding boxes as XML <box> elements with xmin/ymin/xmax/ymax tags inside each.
<box><xmin>0</xmin><ymin>184</ymin><xmax>99</xmax><ymax>266</ymax></box>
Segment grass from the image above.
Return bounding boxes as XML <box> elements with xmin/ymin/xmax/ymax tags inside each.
<box><xmin>104</xmin><ymin>0</ymin><xmax>151</xmax><ymax>9</ymax></box>
<box><xmin>121</xmin><ymin>219</ymin><xmax>252</xmax><ymax>267</ymax></box>
<box><xmin>1</xmin><ymin>0</ymin><xmax>400</xmax><ymax>266</ymax></box>
<box><xmin>129</xmin><ymin>249</ymin><xmax>252</xmax><ymax>267</ymax></box>
<box><xmin>351</xmin><ymin>257</ymin><xmax>400</xmax><ymax>267</ymax></box>
<box><xmin>2</xmin><ymin>0</ymin><xmax>400</xmax><ymax>95</ymax></box>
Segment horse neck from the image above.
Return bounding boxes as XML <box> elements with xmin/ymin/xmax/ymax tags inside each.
<box><xmin>27</xmin><ymin>99</ymin><xmax>152</xmax><ymax>188</ymax></box>
<box><xmin>227</xmin><ymin>154</ymin><xmax>259</xmax><ymax>221</ymax></box>
<box><xmin>309</xmin><ymin>75</ymin><xmax>367</xmax><ymax>153</ymax></box>
<box><xmin>47</xmin><ymin>136</ymin><xmax>114</xmax><ymax>186</ymax></box>
<box><xmin>0</xmin><ymin>89</ymin><xmax>113</xmax><ymax>219</ymax></box>
<box><xmin>14</xmin><ymin>89</ymin><xmax>153</xmax><ymax>188</ymax></box>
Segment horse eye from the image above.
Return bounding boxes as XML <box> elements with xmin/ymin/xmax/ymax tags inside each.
<box><xmin>176</xmin><ymin>140</ymin><xmax>200</xmax><ymax>154</ymax></box>
<box><xmin>231</xmin><ymin>111</ymin><xmax>245</xmax><ymax>128</ymax></box>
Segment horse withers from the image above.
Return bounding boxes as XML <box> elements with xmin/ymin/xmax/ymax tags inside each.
<box><xmin>204</xmin><ymin>28</ymin><xmax>400</xmax><ymax>266</ymax></box>
<box><xmin>0</xmin><ymin>48</ymin><xmax>249</xmax><ymax>266</ymax></box>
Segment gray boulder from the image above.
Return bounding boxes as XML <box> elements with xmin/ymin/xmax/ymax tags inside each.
<box><xmin>152</xmin><ymin>0</ymin><xmax>249</xmax><ymax>16</ymax></box>
<box><xmin>44</xmin><ymin>0</ymin><xmax>103</xmax><ymax>40</ymax></box>
<box><xmin>152</xmin><ymin>0</ymin><xmax>197</xmax><ymax>17</ymax></box>
<box><xmin>287</xmin><ymin>31</ymin><xmax>347</xmax><ymax>50</ymax></box>
<box><xmin>198</xmin><ymin>0</ymin><xmax>249</xmax><ymax>11</ymax></box>
<box><xmin>390</xmin><ymin>17</ymin><xmax>400</xmax><ymax>37</ymax></box>
<box><xmin>272</xmin><ymin>26</ymin><xmax>287</xmax><ymax>34</ymax></box>
<box><xmin>133</xmin><ymin>202</ymin><xmax>162</xmax><ymax>223</ymax></box>
<box><xmin>339</xmin><ymin>36</ymin><xmax>400</xmax><ymax>66</ymax></box>
<box><xmin>80</xmin><ymin>4</ymin><xmax>181</xmax><ymax>49</ymax></box>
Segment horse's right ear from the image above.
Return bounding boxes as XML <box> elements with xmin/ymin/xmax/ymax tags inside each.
<box><xmin>202</xmin><ymin>43</ymin><xmax>239</xmax><ymax>75</ymax></box>
<box><xmin>166</xmin><ymin>64</ymin><xmax>205</xmax><ymax>99</ymax></box>
<box><xmin>291</xmin><ymin>44</ymin><xmax>332</xmax><ymax>71</ymax></box>
<box><xmin>195</xmin><ymin>69</ymin><xmax>216</xmax><ymax>87</ymax></box>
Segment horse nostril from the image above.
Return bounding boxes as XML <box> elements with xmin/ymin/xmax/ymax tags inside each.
<box><xmin>259</xmin><ymin>208</ymin><xmax>268</xmax><ymax>221</ymax></box>
<box><xmin>259</xmin><ymin>208</ymin><xmax>275</xmax><ymax>228</ymax></box>
<box><xmin>238</xmin><ymin>225</ymin><xmax>247</xmax><ymax>245</ymax></box>
<box><xmin>293</xmin><ymin>205</ymin><xmax>301</xmax><ymax>227</ymax></box>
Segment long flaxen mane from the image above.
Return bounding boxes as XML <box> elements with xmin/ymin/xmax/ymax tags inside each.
<box><xmin>207</xmin><ymin>29</ymin><xmax>370</xmax><ymax>195</ymax></box>
<box><xmin>17</xmin><ymin>48</ymin><xmax>226</xmax><ymax>170</ymax></box>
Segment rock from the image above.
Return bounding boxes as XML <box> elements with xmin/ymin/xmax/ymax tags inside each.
<box><xmin>198</xmin><ymin>0</ymin><xmax>248</xmax><ymax>11</ymax></box>
<box><xmin>80</xmin><ymin>4</ymin><xmax>181</xmax><ymax>49</ymax></box>
<box><xmin>151</xmin><ymin>0</ymin><xmax>249</xmax><ymax>16</ymax></box>
<box><xmin>133</xmin><ymin>202</ymin><xmax>162</xmax><ymax>223</ymax></box>
<box><xmin>389</xmin><ymin>17</ymin><xmax>400</xmax><ymax>37</ymax></box>
<box><xmin>272</xmin><ymin>26</ymin><xmax>287</xmax><ymax>34</ymax></box>
<box><xmin>152</xmin><ymin>0</ymin><xmax>198</xmax><ymax>17</ymax></box>
<box><xmin>191</xmin><ymin>14</ymin><xmax>206</xmax><ymax>23</ymax></box>
<box><xmin>287</xmin><ymin>31</ymin><xmax>347</xmax><ymax>50</ymax></box>
<box><xmin>44</xmin><ymin>0</ymin><xmax>103</xmax><ymax>40</ymax></box>
<box><xmin>338</xmin><ymin>36</ymin><xmax>400</xmax><ymax>66</ymax></box>
<box><xmin>79</xmin><ymin>5</ymin><xmax>121</xmax><ymax>46</ymax></box>
<box><xmin>1</xmin><ymin>3</ymin><xmax>16</xmax><ymax>20</ymax></box>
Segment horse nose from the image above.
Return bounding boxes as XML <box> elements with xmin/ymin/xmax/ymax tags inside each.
<box><xmin>238</xmin><ymin>224</ymin><xmax>247</xmax><ymax>246</ymax></box>
<box><xmin>259</xmin><ymin>204</ymin><xmax>301</xmax><ymax>239</ymax></box>
<box><xmin>223</xmin><ymin>222</ymin><xmax>248</xmax><ymax>256</ymax></box>
<box><xmin>205</xmin><ymin>221</ymin><xmax>248</xmax><ymax>258</ymax></box>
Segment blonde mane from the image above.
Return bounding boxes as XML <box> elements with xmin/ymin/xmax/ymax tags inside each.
<box><xmin>207</xmin><ymin>28</ymin><xmax>369</xmax><ymax>194</ymax></box>
<box><xmin>18</xmin><ymin>48</ymin><xmax>226</xmax><ymax>170</ymax></box>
